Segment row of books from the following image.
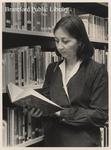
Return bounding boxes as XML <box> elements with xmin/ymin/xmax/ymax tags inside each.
<box><xmin>3</xmin><ymin>105</ymin><xmax>108</xmax><ymax>147</ymax></box>
<box><xmin>3</xmin><ymin>107</ymin><xmax>44</xmax><ymax>146</ymax></box>
<box><xmin>2</xmin><ymin>45</ymin><xmax>59</xmax><ymax>93</ymax></box>
<box><xmin>2</xmin><ymin>3</ymin><xmax>108</xmax><ymax>41</ymax></box>
<box><xmin>2</xmin><ymin>46</ymin><xmax>107</xmax><ymax>93</ymax></box>
<box><xmin>3</xmin><ymin>3</ymin><xmax>64</xmax><ymax>32</ymax></box>
<box><xmin>92</xmin><ymin>48</ymin><xmax>108</xmax><ymax>65</ymax></box>
<box><xmin>3</xmin><ymin>112</ymin><xmax>108</xmax><ymax>147</ymax></box>
<box><xmin>79</xmin><ymin>14</ymin><xmax>108</xmax><ymax>41</ymax></box>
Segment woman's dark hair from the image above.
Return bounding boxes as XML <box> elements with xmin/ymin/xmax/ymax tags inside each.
<box><xmin>54</xmin><ymin>15</ymin><xmax>94</xmax><ymax>62</ymax></box>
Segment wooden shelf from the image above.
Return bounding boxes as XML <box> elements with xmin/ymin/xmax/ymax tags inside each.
<box><xmin>62</xmin><ymin>2</ymin><xmax>108</xmax><ymax>18</ymax></box>
<box><xmin>2</xmin><ymin>27</ymin><xmax>54</xmax><ymax>37</ymax></box>
<box><xmin>98</xmin><ymin>2</ymin><xmax>108</xmax><ymax>7</ymax></box>
<box><xmin>90</xmin><ymin>38</ymin><xmax>108</xmax><ymax>44</ymax></box>
<box><xmin>2</xmin><ymin>28</ymin><xmax>56</xmax><ymax>50</ymax></box>
<box><xmin>16</xmin><ymin>135</ymin><xmax>44</xmax><ymax>147</ymax></box>
<box><xmin>3</xmin><ymin>28</ymin><xmax>108</xmax><ymax>50</ymax></box>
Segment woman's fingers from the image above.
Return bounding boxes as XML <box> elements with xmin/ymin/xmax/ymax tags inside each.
<box><xmin>23</xmin><ymin>107</ymin><xmax>43</xmax><ymax>117</ymax></box>
<box><xmin>30</xmin><ymin>107</ymin><xmax>36</xmax><ymax>115</ymax></box>
<box><xmin>31</xmin><ymin>108</ymin><xmax>43</xmax><ymax>118</ymax></box>
<box><xmin>55</xmin><ymin>111</ymin><xmax>61</xmax><ymax>116</ymax></box>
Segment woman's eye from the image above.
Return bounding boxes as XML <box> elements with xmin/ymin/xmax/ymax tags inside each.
<box><xmin>63</xmin><ymin>40</ymin><xmax>69</xmax><ymax>44</ymax></box>
<box><xmin>54</xmin><ymin>38</ymin><xmax>69</xmax><ymax>44</ymax></box>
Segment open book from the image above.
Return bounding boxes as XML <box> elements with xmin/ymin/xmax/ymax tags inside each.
<box><xmin>7</xmin><ymin>83</ymin><xmax>63</xmax><ymax>116</ymax></box>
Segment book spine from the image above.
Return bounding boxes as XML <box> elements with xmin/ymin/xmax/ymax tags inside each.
<box><xmin>10</xmin><ymin>108</ymin><xmax>15</xmax><ymax>146</ymax></box>
<box><xmin>26</xmin><ymin>3</ymin><xmax>32</xmax><ymax>30</ymax></box>
<box><xmin>17</xmin><ymin>3</ymin><xmax>22</xmax><ymax>30</ymax></box>
<box><xmin>31</xmin><ymin>3</ymin><xmax>33</xmax><ymax>31</ymax></box>
<box><xmin>11</xmin><ymin>3</ymin><xmax>17</xmax><ymax>29</ymax></box>
<box><xmin>2</xmin><ymin>3</ymin><xmax>6</xmax><ymax>30</ymax></box>
<box><xmin>7</xmin><ymin>107</ymin><xmax>10</xmax><ymax>146</ymax></box>
<box><xmin>34</xmin><ymin>3</ymin><xmax>41</xmax><ymax>31</ymax></box>
<box><xmin>41</xmin><ymin>3</ymin><xmax>44</xmax><ymax>32</ymax></box>
<box><xmin>21</xmin><ymin>49</ymin><xmax>24</xmax><ymax>86</ymax></box>
<box><xmin>22</xmin><ymin>110</ymin><xmax>25</xmax><ymax>143</ymax></box>
<box><xmin>2</xmin><ymin>120</ymin><xmax>8</xmax><ymax>146</ymax></box>
<box><xmin>23</xmin><ymin>47</ymin><xmax>27</xmax><ymax>86</ymax></box>
<box><xmin>17</xmin><ymin>49</ymin><xmax>21</xmax><ymax>86</ymax></box>
<box><xmin>5</xmin><ymin>3</ymin><xmax>12</xmax><ymax>28</ymax></box>
<box><xmin>15</xmin><ymin>50</ymin><xmax>19</xmax><ymax>85</ymax></box>
<box><xmin>25</xmin><ymin>47</ymin><xmax>29</xmax><ymax>85</ymax></box>
<box><xmin>102</xmin><ymin>17</ymin><xmax>104</xmax><ymax>41</ymax></box>
<box><xmin>14</xmin><ymin>108</ymin><xmax>17</xmax><ymax>145</ymax></box>
<box><xmin>27</xmin><ymin>111</ymin><xmax>32</xmax><ymax>140</ymax></box>
<box><xmin>24</xmin><ymin>3</ymin><xmax>27</xmax><ymax>31</ymax></box>
<box><xmin>89</xmin><ymin>14</ymin><xmax>93</xmax><ymax>39</ymax></box>
<box><xmin>20</xmin><ymin>3</ymin><xmax>25</xmax><ymax>30</ymax></box>
<box><xmin>2</xmin><ymin>53</ymin><xmax>7</xmax><ymax>93</ymax></box>
<box><xmin>43</xmin><ymin>3</ymin><xmax>47</xmax><ymax>32</ymax></box>
<box><xmin>46</xmin><ymin>3</ymin><xmax>51</xmax><ymax>32</ymax></box>
<box><xmin>5</xmin><ymin>50</ymin><xmax>15</xmax><ymax>85</ymax></box>
<box><xmin>32</xmin><ymin>3</ymin><xmax>36</xmax><ymax>31</ymax></box>
<box><xmin>50</xmin><ymin>3</ymin><xmax>54</xmax><ymax>32</ymax></box>
<box><xmin>29</xmin><ymin>48</ymin><xmax>33</xmax><ymax>84</ymax></box>
<box><xmin>18</xmin><ymin>109</ymin><xmax>23</xmax><ymax>143</ymax></box>
<box><xmin>104</xmin><ymin>18</ymin><xmax>108</xmax><ymax>41</ymax></box>
<box><xmin>93</xmin><ymin>15</ymin><xmax>96</xmax><ymax>39</ymax></box>
<box><xmin>11</xmin><ymin>49</ymin><xmax>16</xmax><ymax>83</ymax></box>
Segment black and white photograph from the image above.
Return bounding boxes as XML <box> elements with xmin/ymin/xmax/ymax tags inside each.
<box><xmin>1</xmin><ymin>0</ymin><xmax>110</xmax><ymax>148</ymax></box>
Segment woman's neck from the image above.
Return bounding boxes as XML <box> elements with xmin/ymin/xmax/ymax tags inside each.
<box><xmin>65</xmin><ymin>56</ymin><xmax>78</xmax><ymax>68</ymax></box>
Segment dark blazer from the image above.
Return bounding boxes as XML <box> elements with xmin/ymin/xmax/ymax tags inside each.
<box><xmin>39</xmin><ymin>59</ymin><xmax>108</xmax><ymax>147</ymax></box>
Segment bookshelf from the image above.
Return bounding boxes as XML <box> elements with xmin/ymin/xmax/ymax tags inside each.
<box><xmin>62</xmin><ymin>2</ymin><xmax>108</xmax><ymax>17</ymax></box>
<box><xmin>3</xmin><ymin>28</ymin><xmax>108</xmax><ymax>48</ymax></box>
<box><xmin>2</xmin><ymin>29</ymin><xmax>55</xmax><ymax>50</ymax></box>
<box><xmin>2</xmin><ymin>2</ymin><xmax>108</xmax><ymax>147</ymax></box>
<box><xmin>17</xmin><ymin>135</ymin><xmax>44</xmax><ymax>147</ymax></box>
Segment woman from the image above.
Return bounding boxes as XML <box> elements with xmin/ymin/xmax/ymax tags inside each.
<box><xmin>36</xmin><ymin>15</ymin><xmax>108</xmax><ymax>147</ymax></box>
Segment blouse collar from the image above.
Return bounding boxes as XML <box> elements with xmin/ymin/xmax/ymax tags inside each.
<box><xmin>59</xmin><ymin>59</ymin><xmax>82</xmax><ymax>97</ymax></box>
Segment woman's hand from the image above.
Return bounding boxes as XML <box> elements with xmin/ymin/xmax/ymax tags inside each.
<box><xmin>55</xmin><ymin>107</ymin><xmax>78</xmax><ymax>118</ymax></box>
<box><xmin>23</xmin><ymin>107</ymin><xmax>43</xmax><ymax>118</ymax></box>
<box><xmin>55</xmin><ymin>110</ymin><xmax>61</xmax><ymax>116</ymax></box>
<box><xmin>30</xmin><ymin>108</ymin><xmax>43</xmax><ymax>118</ymax></box>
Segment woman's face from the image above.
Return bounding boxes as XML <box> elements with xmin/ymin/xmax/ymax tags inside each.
<box><xmin>54</xmin><ymin>27</ymin><xmax>80</xmax><ymax>59</ymax></box>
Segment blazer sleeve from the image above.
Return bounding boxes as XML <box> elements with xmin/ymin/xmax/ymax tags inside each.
<box><xmin>60</xmin><ymin>64</ymin><xmax>108</xmax><ymax>127</ymax></box>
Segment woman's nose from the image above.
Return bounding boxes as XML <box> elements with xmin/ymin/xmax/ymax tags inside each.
<box><xmin>57</xmin><ymin>42</ymin><xmax>64</xmax><ymax>50</ymax></box>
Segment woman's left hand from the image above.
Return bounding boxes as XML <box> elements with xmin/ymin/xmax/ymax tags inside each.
<box><xmin>55</xmin><ymin>111</ymin><xmax>61</xmax><ymax>116</ymax></box>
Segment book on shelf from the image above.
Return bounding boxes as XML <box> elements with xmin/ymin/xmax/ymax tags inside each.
<box><xmin>2</xmin><ymin>120</ymin><xmax>7</xmax><ymax>146</ymax></box>
<box><xmin>2</xmin><ymin>45</ymin><xmax>59</xmax><ymax>93</ymax></box>
<box><xmin>2</xmin><ymin>46</ymin><xmax>107</xmax><ymax>93</ymax></box>
<box><xmin>79</xmin><ymin>13</ymin><xmax>108</xmax><ymax>41</ymax></box>
<box><xmin>3</xmin><ymin>106</ymin><xmax>44</xmax><ymax>146</ymax></box>
<box><xmin>8</xmin><ymin>82</ymin><xmax>63</xmax><ymax>116</ymax></box>
<box><xmin>3</xmin><ymin>2</ymin><xmax>108</xmax><ymax>42</ymax></box>
<box><xmin>92</xmin><ymin>48</ymin><xmax>108</xmax><ymax>65</ymax></box>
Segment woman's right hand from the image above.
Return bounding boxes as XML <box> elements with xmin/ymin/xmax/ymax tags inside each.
<box><xmin>23</xmin><ymin>107</ymin><xmax>43</xmax><ymax>118</ymax></box>
<box><xmin>30</xmin><ymin>107</ymin><xmax>43</xmax><ymax>118</ymax></box>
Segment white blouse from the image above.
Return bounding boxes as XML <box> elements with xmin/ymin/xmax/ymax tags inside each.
<box><xmin>59</xmin><ymin>60</ymin><xmax>82</xmax><ymax>98</ymax></box>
